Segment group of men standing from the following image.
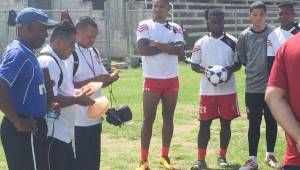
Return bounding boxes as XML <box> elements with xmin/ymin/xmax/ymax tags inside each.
<box><xmin>136</xmin><ymin>0</ymin><xmax>300</xmax><ymax>170</ymax></box>
<box><xmin>0</xmin><ymin>7</ymin><xmax>119</xmax><ymax>170</ymax></box>
<box><xmin>1</xmin><ymin>0</ymin><xmax>300</xmax><ymax>170</ymax></box>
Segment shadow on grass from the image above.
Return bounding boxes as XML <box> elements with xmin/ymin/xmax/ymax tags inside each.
<box><xmin>207</xmin><ymin>163</ymin><xmax>242</xmax><ymax>170</ymax></box>
<box><xmin>155</xmin><ymin>163</ymin><xmax>242</xmax><ymax>170</ymax></box>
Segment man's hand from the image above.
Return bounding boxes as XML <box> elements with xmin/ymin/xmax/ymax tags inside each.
<box><xmin>81</xmin><ymin>82</ymin><xmax>103</xmax><ymax>96</ymax></box>
<box><xmin>110</xmin><ymin>68</ymin><xmax>120</xmax><ymax>82</ymax></box>
<box><xmin>49</xmin><ymin>102</ymin><xmax>61</xmax><ymax>118</ymax></box>
<box><xmin>225</xmin><ymin>66</ymin><xmax>233</xmax><ymax>82</ymax></box>
<box><xmin>149</xmin><ymin>40</ymin><xmax>158</xmax><ymax>48</ymax></box>
<box><xmin>14</xmin><ymin>117</ymin><xmax>38</xmax><ymax>134</ymax></box>
<box><xmin>75</xmin><ymin>93</ymin><xmax>95</xmax><ymax>106</ymax></box>
<box><xmin>149</xmin><ymin>40</ymin><xmax>174</xmax><ymax>50</ymax></box>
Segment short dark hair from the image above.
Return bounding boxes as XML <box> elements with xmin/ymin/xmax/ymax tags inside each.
<box><xmin>278</xmin><ymin>1</ymin><xmax>294</xmax><ymax>9</ymax></box>
<box><xmin>50</xmin><ymin>21</ymin><xmax>76</xmax><ymax>43</ymax></box>
<box><xmin>208</xmin><ymin>8</ymin><xmax>224</xmax><ymax>19</ymax></box>
<box><xmin>75</xmin><ymin>16</ymin><xmax>97</xmax><ymax>31</ymax></box>
<box><xmin>250</xmin><ymin>1</ymin><xmax>266</xmax><ymax>12</ymax></box>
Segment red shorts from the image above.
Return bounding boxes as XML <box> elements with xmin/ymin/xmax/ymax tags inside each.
<box><xmin>198</xmin><ymin>93</ymin><xmax>240</xmax><ymax>121</ymax></box>
<box><xmin>143</xmin><ymin>77</ymin><xmax>179</xmax><ymax>95</ymax></box>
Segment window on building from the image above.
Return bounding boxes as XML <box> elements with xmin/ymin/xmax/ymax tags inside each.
<box><xmin>28</xmin><ymin>0</ymin><xmax>51</xmax><ymax>9</ymax></box>
<box><xmin>83</xmin><ymin>0</ymin><xmax>105</xmax><ymax>10</ymax></box>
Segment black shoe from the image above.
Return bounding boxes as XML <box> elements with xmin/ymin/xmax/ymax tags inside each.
<box><xmin>191</xmin><ymin>160</ymin><xmax>207</xmax><ymax>170</ymax></box>
<box><xmin>217</xmin><ymin>157</ymin><xmax>229</xmax><ymax>168</ymax></box>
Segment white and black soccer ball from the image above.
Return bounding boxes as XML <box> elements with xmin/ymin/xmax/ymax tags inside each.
<box><xmin>205</xmin><ymin>65</ymin><xmax>228</xmax><ymax>85</ymax></box>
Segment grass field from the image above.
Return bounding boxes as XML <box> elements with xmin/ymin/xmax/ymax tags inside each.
<box><xmin>0</xmin><ymin>64</ymin><xmax>286</xmax><ymax>170</ymax></box>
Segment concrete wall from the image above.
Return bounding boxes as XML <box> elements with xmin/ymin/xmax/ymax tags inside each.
<box><xmin>2</xmin><ymin>0</ymin><xmax>300</xmax><ymax>59</ymax></box>
<box><xmin>106</xmin><ymin>0</ymin><xmax>128</xmax><ymax>58</ymax></box>
<box><xmin>0</xmin><ymin>0</ymin><xmax>108</xmax><ymax>56</ymax></box>
<box><xmin>0</xmin><ymin>0</ymin><xmax>27</xmax><ymax>10</ymax></box>
<box><xmin>52</xmin><ymin>0</ymin><xmax>93</xmax><ymax>11</ymax></box>
<box><xmin>0</xmin><ymin>0</ymin><xmax>27</xmax><ymax>51</ymax></box>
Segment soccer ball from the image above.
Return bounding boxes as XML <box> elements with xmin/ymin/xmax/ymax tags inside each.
<box><xmin>205</xmin><ymin>65</ymin><xmax>228</xmax><ymax>85</ymax></box>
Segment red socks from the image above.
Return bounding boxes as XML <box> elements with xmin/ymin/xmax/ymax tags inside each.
<box><xmin>197</xmin><ymin>148</ymin><xmax>227</xmax><ymax>160</ymax></box>
<box><xmin>141</xmin><ymin>147</ymin><xmax>171</xmax><ymax>161</ymax></box>
<box><xmin>162</xmin><ymin>147</ymin><xmax>169</xmax><ymax>157</ymax></box>
<box><xmin>198</xmin><ymin>148</ymin><xmax>207</xmax><ymax>160</ymax></box>
<box><xmin>141</xmin><ymin>149</ymin><xmax>149</xmax><ymax>161</ymax></box>
<box><xmin>219</xmin><ymin>148</ymin><xmax>227</xmax><ymax>157</ymax></box>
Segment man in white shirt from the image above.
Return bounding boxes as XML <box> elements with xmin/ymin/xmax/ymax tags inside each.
<box><xmin>70</xmin><ymin>16</ymin><xmax>119</xmax><ymax>170</ymax></box>
<box><xmin>190</xmin><ymin>8</ymin><xmax>241</xmax><ymax>170</ymax></box>
<box><xmin>38</xmin><ymin>21</ymin><xmax>95</xmax><ymax>170</ymax></box>
<box><xmin>267</xmin><ymin>1</ymin><xmax>300</xmax><ymax>73</ymax></box>
<box><xmin>136</xmin><ymin>0</ymin><xmax>184</xmax><ymax>169</ymax></box>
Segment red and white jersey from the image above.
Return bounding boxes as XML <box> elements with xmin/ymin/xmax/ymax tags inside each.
<box><xmin>191</xmin><ymin>34</ymin><xmax>238</xmax><ymax>95</ymax></box>
<box><xmin>267</xmin><ymin>24</ymin><xmax>300</xmax><ymax>57</ymax></box>
<box><xmin>136</xmin><ymin>19</ymin><xmax>184</xmax><ymax>79</ymax></box>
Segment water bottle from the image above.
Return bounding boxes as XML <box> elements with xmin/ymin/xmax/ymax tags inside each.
<box><xmin>48</xmin><ymin>111</ymin><xmax>57</xmax><ymax>119</ymax></box>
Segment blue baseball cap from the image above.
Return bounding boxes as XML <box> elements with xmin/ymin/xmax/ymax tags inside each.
<box><xmin>16</xmin><ymin>7</ymin><xmax>58</xmax><ymax>28</ymax></box>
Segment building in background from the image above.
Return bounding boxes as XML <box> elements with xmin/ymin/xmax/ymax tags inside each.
<box><xmin>1</xmin><ymin>0</ymin><xmax>299</xmax><ymax>65</ymax></box>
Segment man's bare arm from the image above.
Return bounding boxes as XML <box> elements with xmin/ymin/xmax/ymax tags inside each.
<box><xmin>265</xmin><ymin>86</ymin><xmax>300</xmax><ymax>145</ymax></box>
<box><xmin>150</xmin><ymin>41</ymin><xmax>185</xmax><ymax>56</ymax></box>
<box><xmin>73</xmin><ymin>69</ymin><xmax>120</xmax><ymax>89</ymax></box>
<box><xmin>0</xmin><ymin>80</ymin><xmax>37</xmax><ymax>133</ymax></box>
<box><xmin>191</xmin><ymin>63</ymin><xmax>206</xmax><ymax>74</ymax></box>
<box><xmin>138</xmin><ymin>38</ymin><xmax>161</xmax><ymax>56</ymax></box>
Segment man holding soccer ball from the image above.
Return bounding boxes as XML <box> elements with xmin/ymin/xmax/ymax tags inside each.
<box><xmin>190</xmin><ymin>8</ymin><xmax>241</xmax><ymax>170</ymax></box>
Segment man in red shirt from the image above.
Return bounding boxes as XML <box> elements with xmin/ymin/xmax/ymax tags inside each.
<box><xmin>265</xmin><ymin>33</ymin><xmax>300</xmax><ymax>170</ymax></box>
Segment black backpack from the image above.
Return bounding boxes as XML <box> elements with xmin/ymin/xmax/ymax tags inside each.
<box><xmin>72</xmin><ymin>47</ymin><xmax>99</xmax><ymax>76</ymax></box>
<box><xmin>39</xmin><ymin>47</ymin><xmax>100</xmax><ymax>88</ymax></box>
<box><xmin>39</xmin><ymin>52</ymin><xmax>63</xmax><ymax>88</ymax></box>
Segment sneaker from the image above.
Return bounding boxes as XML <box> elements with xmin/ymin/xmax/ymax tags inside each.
<box><xmin>159</xmin><ymin>156</ymin><xmax>174</xmax><ymax>170</ymax></box>
<box><xmin>218</xmin><ymin>157</ymin><xmax>229</xmax><ymax>168</ymax></box>
<box><xmin>265</xmin><ymin>154</ymin><xmax>281</xmax><ymax>168</ymax></box>
<box><xmin>190</xmin><ymin>160</ymin><xmax>207</xmax><ymax>170</ymax></box>
<box><xmin>136</xmin><ymin>160</ymin><xmax>150</xmax><ymax>170</ymax></box>
<box><xmin>239</xmin><ymin>159</ymin><xmax>258</xmax><ymax>170</ymax></box>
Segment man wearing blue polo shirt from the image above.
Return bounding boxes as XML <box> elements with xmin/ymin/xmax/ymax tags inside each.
<box><xmin>0</xmin><ymin>8</ymin><xmax>57</xmax><ymax>170</ymax></box>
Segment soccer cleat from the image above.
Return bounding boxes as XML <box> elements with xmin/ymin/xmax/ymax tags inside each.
<box><xmin>136</xmin><ymin>160</ymin><xmax>150</xmax><ymax>170</ymax></box>
<box><xmin>217</xmin><ymin>157</ymin><xmax>229</xmax><ymax>168</ymax></box>
<box><xmin>159</xmin><ymin>156</ymin><xmax>174</xmax><ymax>170</ymax></box>
<box><xmin>190</xmin><ymin>160</ymin><xmax>207</xmax><ymax>170</ymax></box>
<box><xmin>239</xmin><ymin>159</ymin><xmax>258</xmax><ymax>170</ymax></box>
<box><xmin>265</xmin><ymin>154</ymin><xmax>281</xmax><ymax>168</ymax></box>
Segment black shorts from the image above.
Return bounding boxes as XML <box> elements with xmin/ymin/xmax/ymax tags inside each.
<box><xmin>1</xmin><ymin>116</ymin><xmax>48</xmax><ymax>170</ymax></box>
<box><xmin>75</xmin><ymin>123</ymin><xmax>102</xmax><ymax>170</ymax></box>
<box><xmin>47</xmin><ymin>137</ymin><xmax>78</xmax><ymax>170</ymax></box>
<box><xmin>245</xmin><ymin>93</ymin><xmax>271</xmax><ymax>119</ymax></box>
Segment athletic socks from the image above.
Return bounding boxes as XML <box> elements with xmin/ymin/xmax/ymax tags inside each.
<box><xmin>198</xmin><ymin>148</ymin><xmax>207</xmax><ymax>160</ymax></box>
<box><xmin>141</xmin><ymin>147</ymin><xmax>170</xmax><ymax>161</ymax></box>
<box><xmin>162</xmin><ymin>146</ymin><xmax>169</xmax><ymax>157</ymax></box>
<box><xmin>249</xmin><ymin>156</ymin><xmax>257</xmax><ymax>162</ymax></box>
<box><xmin>219</xmin><ymin>148</ymin><xmax>227</xmax><ymax>157</ymax></box>
<box><xmin>141</xmin><ymin>149</ymin><xmax>149</xmax><ymax>161</ymax></box>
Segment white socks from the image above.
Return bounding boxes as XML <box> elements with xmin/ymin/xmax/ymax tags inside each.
<box><xmin>266</xmin><ymin>152</ymin><xmax>274</xmax><ymax>157</ymax></box>
<box><xmin>249</xmin><ymin>156</ymin><xmax>257</xmax><ymax>163</ymax></box>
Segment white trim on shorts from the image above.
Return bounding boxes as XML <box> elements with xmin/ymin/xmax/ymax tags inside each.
<box><xmin>31</xmin><ymin>133</ymin><xmax>37</xmax><ymax>170</ymax></box>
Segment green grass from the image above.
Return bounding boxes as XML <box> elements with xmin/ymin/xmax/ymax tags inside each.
<box><xmin>0</xmin><ymin>64</ymin><xmax>286</xmax><ymax>170</ymax></box>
